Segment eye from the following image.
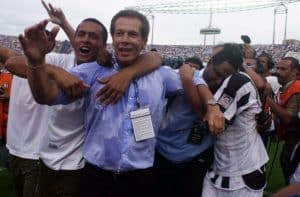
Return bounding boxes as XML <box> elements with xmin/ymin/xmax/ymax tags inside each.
<box><xmin>129</xmin><ymin>32</ymin><xmax>138</xmax><ymax>37</ymax></box>
<box><xmin>89</xmin><ymin>32</ymin><xmax>99</xmax><ymax>40</ymax></box>
<box><xmin>115</xmin><ymin>31</ymin><xmax>123</xmax><ymax>36</ymax></box>
<box><xmin>76</xmin><ymin>31</ymin><xmax>85</xmax><ymax>37</ymax></box>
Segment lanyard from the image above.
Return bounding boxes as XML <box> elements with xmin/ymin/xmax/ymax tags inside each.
<box><xmin>133</xmin><ymin>80</ymin><xmax>141</xmax><ymax>108</ymax></box>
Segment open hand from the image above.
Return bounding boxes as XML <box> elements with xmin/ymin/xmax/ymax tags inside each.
<box><xmin>19</xmin><ymin>20</ymin><xmax>59</xmax><ymax>65</ymax></box>
<box><xmin>96</xmin><ymin>71</ymin><xmax>132</xmax><ymax>105</ymax></box>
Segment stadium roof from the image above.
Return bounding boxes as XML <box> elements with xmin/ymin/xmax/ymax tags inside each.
<box><xmin>127</xmin><ymin>0</ymin><xmax>300</xmax><ymax>14</ymax></box>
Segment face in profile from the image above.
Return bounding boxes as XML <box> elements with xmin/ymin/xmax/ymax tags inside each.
<box><xmin>112</xmin><ymin>17</ymin><xmax>147</xmax><ymax>66</ymax></box>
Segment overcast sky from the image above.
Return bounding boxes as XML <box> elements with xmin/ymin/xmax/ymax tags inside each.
<box><xmin>1</xmin><ymin>0</ymin><xmax>300</xmax><ymax>45</ymax></box>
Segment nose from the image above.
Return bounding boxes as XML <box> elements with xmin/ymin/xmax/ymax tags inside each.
<box><xmin>120</xmin><ymin>33</ymin><xmax>130</xmax><ymax>43</ymax></box>
<box><xmin>274</xmin><ymin>68</ymin><xmax>280</xmax><ymax>77</ymax></box>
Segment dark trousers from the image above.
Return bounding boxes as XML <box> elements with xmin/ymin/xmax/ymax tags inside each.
<box><xmin>280</xmin><ymin>136</ymin><xmax>300</xmax><ymax>184</ymax></box>
<box><xmin>39</xmin><ymin>160</ymin><xmax>82</xmax><ymax>197</ymax></box>
<box><xmin>153</xmin><ymin>149</ymin><xmax>213</xmax><ymax>197</ymax></box>
<box><xmin>78</xmin><ymin>162</ymin><xmax>155</xmax><ymax>197</ymax></box>
<box><xmin>8</xmin><ymin>154</ymin><xmax>39</xmax><ymax>197</ymax></box>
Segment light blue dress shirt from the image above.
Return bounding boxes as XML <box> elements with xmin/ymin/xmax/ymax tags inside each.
<box><xmin>54</xmin><ymin>61</ymin><xmax>183</xmax><ymax>172</ymax></box>
<box><xmin>156</xmin><ymin>69</ymin><xmax>214</xmax><ymax>163</ymax></box>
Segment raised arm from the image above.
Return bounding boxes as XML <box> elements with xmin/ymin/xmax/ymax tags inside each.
<box><xmin>41</xmin><ymin>0</ymin><xmax>75</xmax><ymax>45</ymax></box>
<box><xmin>96</xmin><ymin>51</ymin><xmax>162</xmax><ymax>105</ymax></box>
<box><xmin>243</xmin><ymin>65</ymin><xmax>266</xmax><ymax>90</ymax></box>
<box><xmin>179</xmin><ymin>64</ymin><xmax>225</xmax><ymax>134</ymax></box>
<box><xmin>19</xmin><ymin>20</ymin><xmax>63</xmax><ymax>104</ymax></box>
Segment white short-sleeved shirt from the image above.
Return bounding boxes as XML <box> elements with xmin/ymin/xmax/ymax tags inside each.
<box><xmin>6</xmin><ymin>53</ymin><xmax>74</xmax><ymax>160</ymax></box>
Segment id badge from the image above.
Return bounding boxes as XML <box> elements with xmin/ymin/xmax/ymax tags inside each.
<box><xmin>130</xmin><ymin>108</ymin><xmax>155</xmax><ymax>142</ymax></box>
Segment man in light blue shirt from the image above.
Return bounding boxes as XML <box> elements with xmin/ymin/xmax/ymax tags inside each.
<box><xmin>154</xmin><ymin>64</ymin><xmax>221</xmax><ymax>197</ymax></box>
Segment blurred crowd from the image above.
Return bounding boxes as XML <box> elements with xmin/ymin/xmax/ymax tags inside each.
<box><xmin>2</xmin><ymin>33</ymin><xmax>300</xmax><ymax>65</ymax></box>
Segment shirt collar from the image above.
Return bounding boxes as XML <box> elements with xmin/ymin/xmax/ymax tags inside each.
<box><xmin>280</xmin><ymin>80</ymin><xmax>295</xmax><ymax>92</ymax></box>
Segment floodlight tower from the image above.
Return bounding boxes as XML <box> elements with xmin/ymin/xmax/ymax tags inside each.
<box><xmin>200</xmin><ymin>8</ymin><xmax>221</xmax><ymax>46</ymax></box>
<box><xmin>272</xmin><ymin>3</ymin><xmax>288</xmax><ymax>44</ymax></box>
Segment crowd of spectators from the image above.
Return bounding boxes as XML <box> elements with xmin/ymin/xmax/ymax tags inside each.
<box><xmin>1</xmin><ymin>33</ymin><xmax>300</xmax><ymax>64</ymax></box>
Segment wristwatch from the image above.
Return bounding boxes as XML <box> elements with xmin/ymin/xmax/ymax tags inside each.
<box><xmin>207</xmin><ymin>98</ymin><xmax>218</xmax><ymax>106</ymax></box>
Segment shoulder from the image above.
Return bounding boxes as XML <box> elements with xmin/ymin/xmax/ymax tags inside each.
<box><xmin>222</xmin><ymin>72</ymin><xmax>252</xmax><ymax>96</ymax></box>
<box><xmin>45</xmin><ymin>52</ymin><xmax>75</xmax><ymax>68</ymax></box>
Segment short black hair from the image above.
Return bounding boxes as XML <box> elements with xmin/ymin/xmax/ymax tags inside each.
<box><xmin>258</xmin><ymin>51</ymin><xmax>274</xmax><ymax>70</ymax></box>
<box><xmin>184</xmin><ymin>56</ymin><xmax>203</xmax><ymax>70</ymax></box>
<box><xmin>75</xmin><ymin>18</ymin><xmax>108</xmax><ymax>44</ymax></box>
<box><xmin>282</xmin><ymin>56</ymin><xmax>300</xmax><ymax>71</ymax></box>
<box><xmin>211</xmin><ymin>43</ymin><xmax>243</xmax><ymax>71</ymax></box>
<box><xmin>110</xmin><ymin>9</ymin><xmax>150</xmax><ymax>40</ymax></box>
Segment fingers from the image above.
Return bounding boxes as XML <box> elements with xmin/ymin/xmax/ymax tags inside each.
<box><xmin>102</xmin><ymin>91</ymin><xmax>118</xmax><ymax>105</ymax></box>
<box><xmin>95</xmin><ymin>77</ymin><xmax>109</xmax><ymax>98</ymax></box>
<box><xmin>48</xmin><ymin>26</ymin><xmax>60</xmax><ymax>41</ymax></box>
<box><xmin>95</xmin><ymin>77</ymin><xmax>124</xmax><ymax>105</ymax></box>
<box><xmin>98</xmin><ymin>87</ymin><xmax>114</xmax><ymax>104</ymax></box>
<box><xmin>18</xmin><ymin>34</ymin><xmax>27</xmax><ymax>51</ymax></box>
<box><xmin>205</xmin><ymin>107</ymin><xmax>226</xmax><ymax>135</ymax></box>
<box><xmin>41</xmin><ymin>0</ymin><xmax>50</xmax><ymax>14</ymax></box>
<box><xmin>48</xmin><ymin>2</ymin><xmax>56</xmax><ymax>13</ymax></box>
<box><xmin>63</xmin><ymin>81</ymin><xmax>88</xmax><ymax>100</ymax></box>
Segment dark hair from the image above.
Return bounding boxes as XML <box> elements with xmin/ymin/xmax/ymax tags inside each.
<box><xmin>211</xmin><ymin>43</ymin><xmax>243</xmax><ymax>71</ymax></box>
<box><xmin>110</xmin><ymin>9</ymin><xmax>150</xmax><ymax>40</ymax></box>
<box><xmin>184</xmin><ymin>56</ymin><xmax>203</xmax><ymax>70</ymax></box>
<box><xmin>258</xmin><ymin>51</ymin><xmax>274</xmax><ymax>70</ymax></box>
<box><xmin>75</xmin><ymin>18</ymin><xmax>108</xmax><ymax>44</ymax></box>
<box><xmin>282</xmin><ymin>57</ymin><xmax>300</xmax><ymax>71</ymax></box>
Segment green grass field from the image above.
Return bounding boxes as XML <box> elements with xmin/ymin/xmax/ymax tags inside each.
<box><xmin>0</xmin><ymin>141</ymin><xmax>286</xmax><ymax>196</ymax></box>
<box><xmin>264</xmin><ymin>141</ymin><xmax>285</xmax><ymax>196</ymax></box>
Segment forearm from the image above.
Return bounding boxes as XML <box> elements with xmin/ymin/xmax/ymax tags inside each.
<box><xmin>181</xmin><ymin>74</ymin><xmax>204</xmax><ymax>117</ymax></box>
<box><xmin>26</xmin><ymin>62</ymin><xmax>59</xmax><ymax>104</ymax></box>
<box><xmin>5</xmin><ymin>56</ymin><xmax>62</xmax><ymax>79</ymax></box>
<box><xmin>5</xmin><ymin>56</ymin><xmax>28</xmax><ymax>78</ymax></box>
<box><xmin>122</xmin><ymin>51</ymin><xmax>162</xmax><ymax>79</ymax></box>
<box><xmin>243</xmin><ymin>65</ymin><xmax>266</xmax><ymax>91</ymax></box>
<box><xmin>60</xmin><ymin>20</ymin><xmax>75</xmax><ymax>45</ymax></box>
<box><xmin>0</xmin><ymin>46</ymin><xmax>20</xmax><ymax>64</ymax></box>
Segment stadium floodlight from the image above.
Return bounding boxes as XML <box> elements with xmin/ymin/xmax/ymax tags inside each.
<box><xmin>127</xmin><ymin>0</ymin><xmax>300</xmax><ymax>14</ymax></box>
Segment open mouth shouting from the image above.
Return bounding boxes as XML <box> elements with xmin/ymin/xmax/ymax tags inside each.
<box><xmin>79</xmin><ymin>46</ymin><xmax>91</xmax><ymax>56</ymax></box>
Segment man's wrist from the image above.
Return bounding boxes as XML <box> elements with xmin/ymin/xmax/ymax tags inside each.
<box><xmin>207</xmin><ymin>98</ymin><xmax>218</xmax><ymax>106</ymax></box>
<box><xmin>26</xmin><ymin>59</ymin><xmax>45</xmax><ymax>69</ymax></box>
